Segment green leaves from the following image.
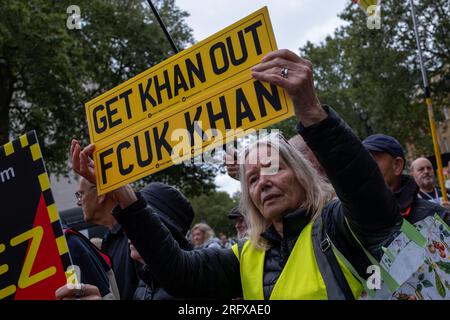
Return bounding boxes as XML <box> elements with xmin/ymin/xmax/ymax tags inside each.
<box><xmin>436</xmin><ymin>261</ymin><xmax>450</xmax><ymax>274</ymax></box>
<box><xmin>190</xmin><ymin>191</ymin><xmax>240</xmax><ymax>236</ymax></box>
<box><xmin>298</xmin><ymin>0</ymin><xmax>450</xmax><ymax>155</ymax></box>
<box><xmin>434</xmin><ymin>270</ymin><xmax>446</xmax><ymax>298</ymax></box>
<box><xmin>0</xmin><ymin>0</ymin><xmax>220</xmax><ymax>191</ymax></box>
<box><xmin>421</xmin><ymin>280</ymin><xmax>433</xmax><ymax>288</ymax></box>
<box><xmin>445</xmin><ymin>281</ymin><xmax>450</xmax><ymax>291</ymax></box>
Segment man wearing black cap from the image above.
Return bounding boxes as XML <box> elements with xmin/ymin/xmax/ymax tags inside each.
<box><xmin>362</xmin><ymin>134</ymin><xmax>449</xmax><ymax>224</ymax></box>
<box><xmin>227</xmin><ymin>207</ymin><xmax>248</xmax><ymax>240</ymax></box>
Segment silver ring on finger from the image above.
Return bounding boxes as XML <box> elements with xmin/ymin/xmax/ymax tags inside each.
<box><xmin>280</xmin><ymin>67</ymin><xmax>289</xmax><ymax>79</ymax></box>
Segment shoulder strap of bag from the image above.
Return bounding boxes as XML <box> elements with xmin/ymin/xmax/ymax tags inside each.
<box><xmin>312</xmin><ymin>217</ymin><xmax>355</xmax><ymax>300</ymax></box>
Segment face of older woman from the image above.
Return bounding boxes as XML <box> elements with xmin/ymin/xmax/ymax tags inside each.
<box><xmin>192</xmin><ymin>228</ymin><xmax>206</xmax><ymax>247</ymax></box>
<box><xmin>245</xmin><ymin>144</ymin><xmax>306</xmax><ymax>223</ymax></box>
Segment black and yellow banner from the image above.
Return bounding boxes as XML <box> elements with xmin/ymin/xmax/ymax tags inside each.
<box><xmin>0</xmin><ymin>131</ymin><xmax>72</xmax><ymax>300</ymax></box>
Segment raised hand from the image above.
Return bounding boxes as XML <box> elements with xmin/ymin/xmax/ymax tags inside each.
<box><xmin>251</xmin><ymin>49</ymin><xmax>326</xmax><ymax>126</ymax></box>
<box><xmin>70</xmin><ymin>139</ymin><xmax>96</xmax><ymax>184</ymax></box>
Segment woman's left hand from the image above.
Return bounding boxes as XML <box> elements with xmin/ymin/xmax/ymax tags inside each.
<box><xmin>251</xmin><ymin>49</ymin><xmax>326</xmax><ymax>126</ymax></box>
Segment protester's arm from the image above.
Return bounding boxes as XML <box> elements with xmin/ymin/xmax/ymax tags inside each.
<box><xmin>112</xmin><ymin>188</ymin><xmax>242</xmax><ymax>299</ymax></box>
<box><xmin>252</xmin><ymin>49</ymin><xmax>402</xmax><ymax>251</ymax></box>
<box><xmin>299</xmin><ymin>107</ymin><xmax>402</xmax><ymax>251</ymax></box>
<box><xmin>69</xmin><ymin>142</ymin><xmax>242</xmax><ymax>299</ymax></box>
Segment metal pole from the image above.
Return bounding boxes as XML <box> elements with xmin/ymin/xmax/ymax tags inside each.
<box><xmin>146</xmin><ymin>0</ymin><xmax>179</xmax><ymax>54</ymax></box>
<box><xmin>409</xmin><ymin>0</ymin><xmax>448</xmax><ymax>203</ymax></box>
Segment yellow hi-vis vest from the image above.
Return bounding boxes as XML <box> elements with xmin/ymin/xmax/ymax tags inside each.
<box><xmin>232</xmin><ymin>221</ymin><xmax>363</xmax><ymax>300</ymax></box>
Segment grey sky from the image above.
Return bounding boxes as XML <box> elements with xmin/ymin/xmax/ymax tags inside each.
<box><xmin>176</xmin><ymin>0</ymin><xmax>349</xmax><ymax>52</ymax></box>
<box><xmin>174</xmin><ymin>0</ymin><xmax>350</xmax><ymax>195</ymax></box>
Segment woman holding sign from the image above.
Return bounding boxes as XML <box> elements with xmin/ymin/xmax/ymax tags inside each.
<box><xmin>70</xmin><ymin>49</ymin><xmax>402</xmax><ymax>300</ymax></box>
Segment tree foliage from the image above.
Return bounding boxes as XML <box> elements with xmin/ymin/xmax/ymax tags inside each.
<box><xmin>274</xmin><ymin>0</ymin><xmax>450</xmax><ymax>158</ymax></box>
<box><xmin>0</xmin><ymin>0</ymin><xmax>218</xmax><ymax>196</ymax></box>
<box><xmin>190</xmin><ymin>190</ymin><xmax>240</xmax><ymax>237</ymax></box>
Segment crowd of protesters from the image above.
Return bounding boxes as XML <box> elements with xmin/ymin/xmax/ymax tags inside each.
<box><xmin>55</xmin><ymin>49</ymin><xmax>449</xmax><ymax>300</ymax></box>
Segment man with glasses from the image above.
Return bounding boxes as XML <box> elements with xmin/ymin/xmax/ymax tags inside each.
<box><xmin>74</xmin><ymin>177</ymin><xmax>140</xmax><ymax>300</ymax></box>
<box><xmin>59</xmin><ymin>177</ymin><xmax>121</xmax><ymax>299</ymax></box>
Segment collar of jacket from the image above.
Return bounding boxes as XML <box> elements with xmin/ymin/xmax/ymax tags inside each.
<box><xmin>395</xmin><ymin>174</ymin><xmax>419</xmax><ymax>211</ymax></box>
<box><xmin>260</xmin><ymin>207</ymin><xmax>310</xmax><ymax>245</ymax></box>
<box><xmin>107</xmin><ymin>222</ymin><xmax>123</xmax><ymax>236</ymax></box>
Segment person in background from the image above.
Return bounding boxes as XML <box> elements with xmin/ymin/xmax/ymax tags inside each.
<box><xmin>288</xmin><ymin>134</ymin><xmax>327</xmax><ymax>179</ymax></box>
<box><xmin>362</xmin><ymin>134</ymin><xmax>450</xmax><ymax>225</ymax></box>
<box><xmin>71</xmin><ymin>142</ymin><xmax>140</xmax><ymax>300</ymax></box>
<box><xmin>219</xmin><ymin>233</ymin><xmax>232</xmax><ymax>249</ymax></box>
<box><xmin>57</xmin><ymin>182</ymin><xmax>195</xmax><ymax>300</ymax></box>
<box><xmin>190</xmin><ymin>223</ymin><xmax>222</xmax><ymax>249</ymax></box>
<box><xmin>445</xmin><ymin>160</ymin><xmax>450</xmax><ymax>190</ymax></box>
<box><xmin>227</xmin><ymin>206</ymin><xmax>248</xmax><ymax>240</ymax></box>
<box><xmin>56</xmin><ymin>178</ymin><xmax>120</xmax><ymax>300</ymax></box>
<box><xmin>411</xmin><ymin>156</ymin><xmax>450</xmax><ymax>208</ymax></box>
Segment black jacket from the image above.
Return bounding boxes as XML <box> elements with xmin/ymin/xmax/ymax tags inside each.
<box><xmin>64</xmin><ymin>228</ymin><xmax>112</xmax><ymax>297</ymax></box>
<box><xmin>396</xmin><ymin>174</ymin><xmax>450</xmax><ymax>225</ymax></box>
<box><xmin>113</xmin><ymin>106</ymin><xmax>402</xmax><ymax>299</ymax></box>
<box><xmin>133</xmin><ymin>265</ymin><xmax>179</xmax><ymax>300</ymax></box>
<box><xmin>102</xmin><ymin>224</ymin><xmax>140</xmax><ymax>300</ymax></box>
<box><xmin>131</xmin><ymin>182</ymin><xmax>194</xmax><ymax>300</ymax></box>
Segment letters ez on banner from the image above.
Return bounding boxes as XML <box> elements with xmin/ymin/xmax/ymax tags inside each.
<box><xmin>0</xmin><ymin>131</ymin><xmax>72</xmax><ymax>300</ymax></box>
<box><xmin>87</xmin><ymin>7</ymin><xmax>295</xmax><ymax>195</ymax></box>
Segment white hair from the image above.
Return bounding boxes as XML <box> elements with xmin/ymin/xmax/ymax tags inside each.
<box><xmin>239</xmin><ymin>133</ymin><xmax>334</xmax><ymax>250</ymax></box>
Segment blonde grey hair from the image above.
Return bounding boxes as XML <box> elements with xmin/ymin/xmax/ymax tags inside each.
<box><xmin>191</xmin><ymin>222</ymin><xmax>215</xmax><ymax>240</ymax></box>
<box><xmin>239</xmin><ymin>133</ymin><xmax>334</xmax><ymax>250</ymax></box>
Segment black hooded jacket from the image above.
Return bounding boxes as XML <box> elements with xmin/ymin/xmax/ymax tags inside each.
<box><xmin>132</xmin><ymin>182</ymin><xmax>194</xmax><ymax>300</ymax></box>
<box><xmin>395</xmin><ymin>174</ymin><xmax>450</xmax><ymax>225</ymax></box>
<box><xmin>113</xmin><ymin>106</ymin><xmax>402</xmax><ymax>299</ymax></box>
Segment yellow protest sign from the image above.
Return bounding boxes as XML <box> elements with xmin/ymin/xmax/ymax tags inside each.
<box><xmin>86</xmin><ymin>7</ymin><xmax>277</xmax><ymax>144</ymax></box>
<box><xmin>94</xmin><ymin>74</ymin><xmax>293</xmax><ymax>194</ymax></box>
<box><xmin>87</xmin><ymin>7</ymin><xmax>295</xmax><ymax>194</ymax></box>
